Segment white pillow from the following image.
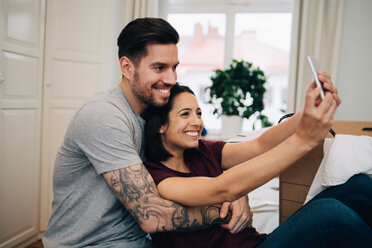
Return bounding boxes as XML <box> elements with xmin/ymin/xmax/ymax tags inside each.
<box><xmin>305</xmin><ymin>134</ymin><xmax>372</xmax><ymax>204</ymax></box>
<box><xmin>305</xmin><ymin>138</ymin><xmax>334</xmax><ymax>203</ymax></box>
<box><xmin>321</xmin><ymin>134</ymin><xmax>372</xmax><ymax>186</ymax></box>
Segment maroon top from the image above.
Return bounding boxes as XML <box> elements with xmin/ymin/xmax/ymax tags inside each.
<box><xmin>144</xmin><ymin>139</ymin><xmax>266</xmax><ymax>248</ymax></box>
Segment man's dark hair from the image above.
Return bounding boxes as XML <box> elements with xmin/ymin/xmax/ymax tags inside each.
<box><xmin>117</xmin><ymin>17</ymin><xmax>179</xmax><ymax>66</ymax></box>
<box><xmin>144</xmin><ymin>83</ymin><xmax>195</xmax><ymax>162</ymax></box>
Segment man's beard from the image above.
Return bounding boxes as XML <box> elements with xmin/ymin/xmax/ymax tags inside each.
<box><xmin>132</xmin><ymin>71</ymin><xmax>169</xmax><ymax>107</ymax></box>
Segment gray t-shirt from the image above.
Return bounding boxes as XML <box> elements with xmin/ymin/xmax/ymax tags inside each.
<box><xmin>43</xmin><ymin>86</ymin><xmax>152</xmax><ymax>248</ymax></box>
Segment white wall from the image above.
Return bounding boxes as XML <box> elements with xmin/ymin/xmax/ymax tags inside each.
<box><xmin>108</xmin><ymin>0</ymin><xmax>127</xmax><ymax>87</ymax></box>
<box><xmin>335</xmin><ymin>0</ymin><xmax>372</xmax><ymax>121</ymax></box>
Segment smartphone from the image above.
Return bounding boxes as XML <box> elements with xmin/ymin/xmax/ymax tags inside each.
<box><xmin>307</xmin><ymin>56</ymin><xmax>325</xmax><ymax>100</ymax></box>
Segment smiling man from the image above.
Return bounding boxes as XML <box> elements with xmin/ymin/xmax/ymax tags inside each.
<box><xmin>119</xmin><ymin>43</ymin><xmax>179</xmax><ymax>113</ymax></box>
<box><xmin>42</xmin><ymin>18</ymin><xmax>251</xmax><ymax>248</ymax></box>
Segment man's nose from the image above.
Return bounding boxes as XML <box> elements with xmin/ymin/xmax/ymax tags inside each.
<box><xmin>164</xmin><ymin>69</ymin><xmax>177</xmax><ymax>85</ymax></box>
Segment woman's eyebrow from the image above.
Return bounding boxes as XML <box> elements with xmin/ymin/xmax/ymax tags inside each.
<box><xmin>177</xmin><ymin>107</ymin><xmax>201</xmax><ymax>114</ymax></box>
<box><xmin>177</xmin><ymin>108</ymin><xmax>192</xmax><ymax>114</ymax></box>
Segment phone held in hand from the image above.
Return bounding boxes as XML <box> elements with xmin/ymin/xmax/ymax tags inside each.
<box><xmin>307</xmin><ymin>56</ymin><xmax>336</xmax><ymax>137</ymax></box>
<box><xmin>307</xmin><ymin>56</ymin><xmax>325</xmax><ymax>100</ymax></box>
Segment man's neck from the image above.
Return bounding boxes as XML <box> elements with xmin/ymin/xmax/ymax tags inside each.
<box><xmin>118</xmin><ymin>79</ymin><xmax>147</xmax><ymax>116</ymax></box>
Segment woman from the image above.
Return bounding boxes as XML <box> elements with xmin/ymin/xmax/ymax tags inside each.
<box><xmin>144</xmin><ymin>82</ymin><xmax>372</xmax><ymax>248</ymax></box>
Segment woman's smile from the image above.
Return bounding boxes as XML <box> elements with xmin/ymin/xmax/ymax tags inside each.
<box><xmin>185</xmin><ymin>131</ymin><xmax>199</xmax><ymax>137</ymax></box>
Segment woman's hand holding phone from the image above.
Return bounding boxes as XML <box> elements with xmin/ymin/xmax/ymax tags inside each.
<box><xmin>295</xmin><ymin>60</ymin><xmax>341</xmax><ymax>147</ymax></box>
<box><xmin>307</xmin><ymin>56</ymin><xmax>341</xmax><ymax>106</ymax></box>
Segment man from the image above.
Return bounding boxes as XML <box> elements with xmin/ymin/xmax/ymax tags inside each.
<box><xmin>43</xmin><ymin>18</ymin><xmax>251</xmax><ymax>248</ymax></box>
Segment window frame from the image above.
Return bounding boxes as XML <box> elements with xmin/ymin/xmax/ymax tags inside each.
<box><xmin>160</xmin><ymin>0</ymin><xmax>296</xmax><ymax>130</ymax></box>
<box><xmin>162</xmin><ymin>0</ymin><xmax>293</xmax><ymax>67</ymax></box>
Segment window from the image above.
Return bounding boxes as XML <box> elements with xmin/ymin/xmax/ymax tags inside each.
<box><xmin>167</xmin><ymin>13</ymin><xmax>227</xmax><ymax>129</ymax></box>
<box><xmin>165</xmin><ymin>0</ymin><xmax>294</xmax><ymax>132</ymax></box>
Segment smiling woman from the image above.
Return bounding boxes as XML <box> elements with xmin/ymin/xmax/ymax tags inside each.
<box><xmin>142</xmin><ymin>81</ymin><xmax>372</xmax><ymax>248</ymax></box>
<box><xmin>161</xmin><ymin>92</ymin><xmax>203</xmax><ymax>148</ymax></box>
<box><xmin>143</xmin><ymin>83</ymin><xmax>267</xmax><ymax>247</ymax></box>
<box><xmin>144</xmin><ymin>84</ymin><xmax>201</xmax><ymax>165</ymax></box>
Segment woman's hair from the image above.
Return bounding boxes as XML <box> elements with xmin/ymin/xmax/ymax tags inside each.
<box><xmin>117</xmin><ymin>18</ymin><xmax>179</xmax><ymax>66</ymax></box>
<box><xmin>144</xmin><ymin>83</ymin><xmax>195</xmax><ymax>162</ymax></box>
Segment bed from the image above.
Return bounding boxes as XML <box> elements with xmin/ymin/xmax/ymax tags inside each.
<box><xmin>279</xmin><ymin>121</ymin><xmax>372</xmax><ymax>223</ymax></box>
<box><xmin>226</xmin><ymin>121</ymin><xmax>372</xmax><ymax>233</ymax></box>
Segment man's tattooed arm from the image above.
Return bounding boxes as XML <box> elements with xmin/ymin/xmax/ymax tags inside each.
<box><xmin>103</xmin><ymin>163</ymin><xmax>230</xmax><ymax>233</ymax></box>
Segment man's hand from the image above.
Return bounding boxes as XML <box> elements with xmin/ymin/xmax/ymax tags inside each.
<box><xmin>220</xmin><ymin>195</ymin><xmax>252</xmax><ymax>234</ymax></box>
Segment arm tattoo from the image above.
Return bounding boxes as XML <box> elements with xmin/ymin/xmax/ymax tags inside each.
<box><xmin>106</xmin><ymin>164</ymin><xmax>230</xmax><ymax>232</ymax></box>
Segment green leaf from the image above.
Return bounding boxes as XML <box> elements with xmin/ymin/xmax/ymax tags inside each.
<box><xmin>206</xmin><ymin>59</ymin><xmax>269</xmax><ymax>122</ymax></box>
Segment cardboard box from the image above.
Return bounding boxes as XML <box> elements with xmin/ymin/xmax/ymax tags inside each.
<box><xmin>279</xmin><ymin>121</ymin><xmax>372</xmax><ymax>223</ymax></box>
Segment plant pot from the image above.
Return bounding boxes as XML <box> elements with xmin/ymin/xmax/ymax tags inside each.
<box><xmin>221</xmin><ymin>115</ymin><xmax>243</xmax><ymax>138</ymax></box>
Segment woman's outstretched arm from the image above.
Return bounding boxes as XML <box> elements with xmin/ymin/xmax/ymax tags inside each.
<box><xmin>221</xmin><ymin>110</ymin><xmax>302</xmax><ymax>169</ymax></box>
<box><xmin>157</xmin><ymin>86</ymin><xmax>338</xmax><ymax>207</ymax></box>
<box><xmin>221</xmin><ymin>72</ymin><xmax>340</xmax><ymax>170</ymax></box>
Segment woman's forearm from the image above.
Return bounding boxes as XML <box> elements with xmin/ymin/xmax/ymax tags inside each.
<box><xmin>216</xmin><ymin>133</ymin><xmax>313</xmax><ymax>202</ymax></box>
<box><xmin>158</xmin><ymin>133</ymin><xmax>315</xmax><ymax>206</ymax></box>
<box><xmin>256</xmin><ymin>110</ymin><xmax>303</xmax><ymax>152</ymax></box>
<box><xmin>222</xmin><ymin>110</ymin><xmax>303</xmax><ymax>169</ymax></box>
<box><xmin>217</xmin><ymin>89</ymin><xmax>336</xmax><ymax>203</ymax></box>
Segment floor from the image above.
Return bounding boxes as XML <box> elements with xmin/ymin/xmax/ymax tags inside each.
<box><xmin>26</xmin><ymin>240</ymin><xmax>43</xmax><ymax>248</ymax></box>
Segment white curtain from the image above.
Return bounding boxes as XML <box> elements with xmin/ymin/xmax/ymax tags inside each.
<box><xmin>123</xmin><ymin>0</ymin><xmax>159</xmax><ymax>26</ymax></box>
<box><xmin>287</xmin><ymin>0</ymin><xmax>344</xmax><ymax>112</ymax></box>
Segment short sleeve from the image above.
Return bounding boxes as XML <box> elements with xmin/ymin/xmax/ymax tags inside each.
<box><xmin>69</xmin><ymin>101</ymin><xmax>143</xmax><ymax>174</ymax></box>
<box><xmin>145</xmin><ymin>139</ymin><xmax>226</xmax><ymax>185</ymax></box>
<box><xmin>144</xmin><ymin>161</ymin><xmax>185</xmax><ymax>185</ymax></box>
<box><xmin>199</xmin><ymin>139</ymin><xmax>226</xmax><ymax>166</ymax></box>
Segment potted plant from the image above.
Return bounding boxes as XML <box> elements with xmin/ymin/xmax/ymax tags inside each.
<box><xmin>206</xmin><ymin>59</ymin><xmax>271</xmax><ymax>137</ymax></box>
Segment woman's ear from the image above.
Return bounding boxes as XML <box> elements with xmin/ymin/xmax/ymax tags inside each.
<box><xmin>159</xmin><ymin>124</ymin><xmax>168</xmax><ymax>135</ymax></box>
<box><xmin>119</xmin><ymin>56</ymin><xmax>133</xmax><ymax>79</ymax></box>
